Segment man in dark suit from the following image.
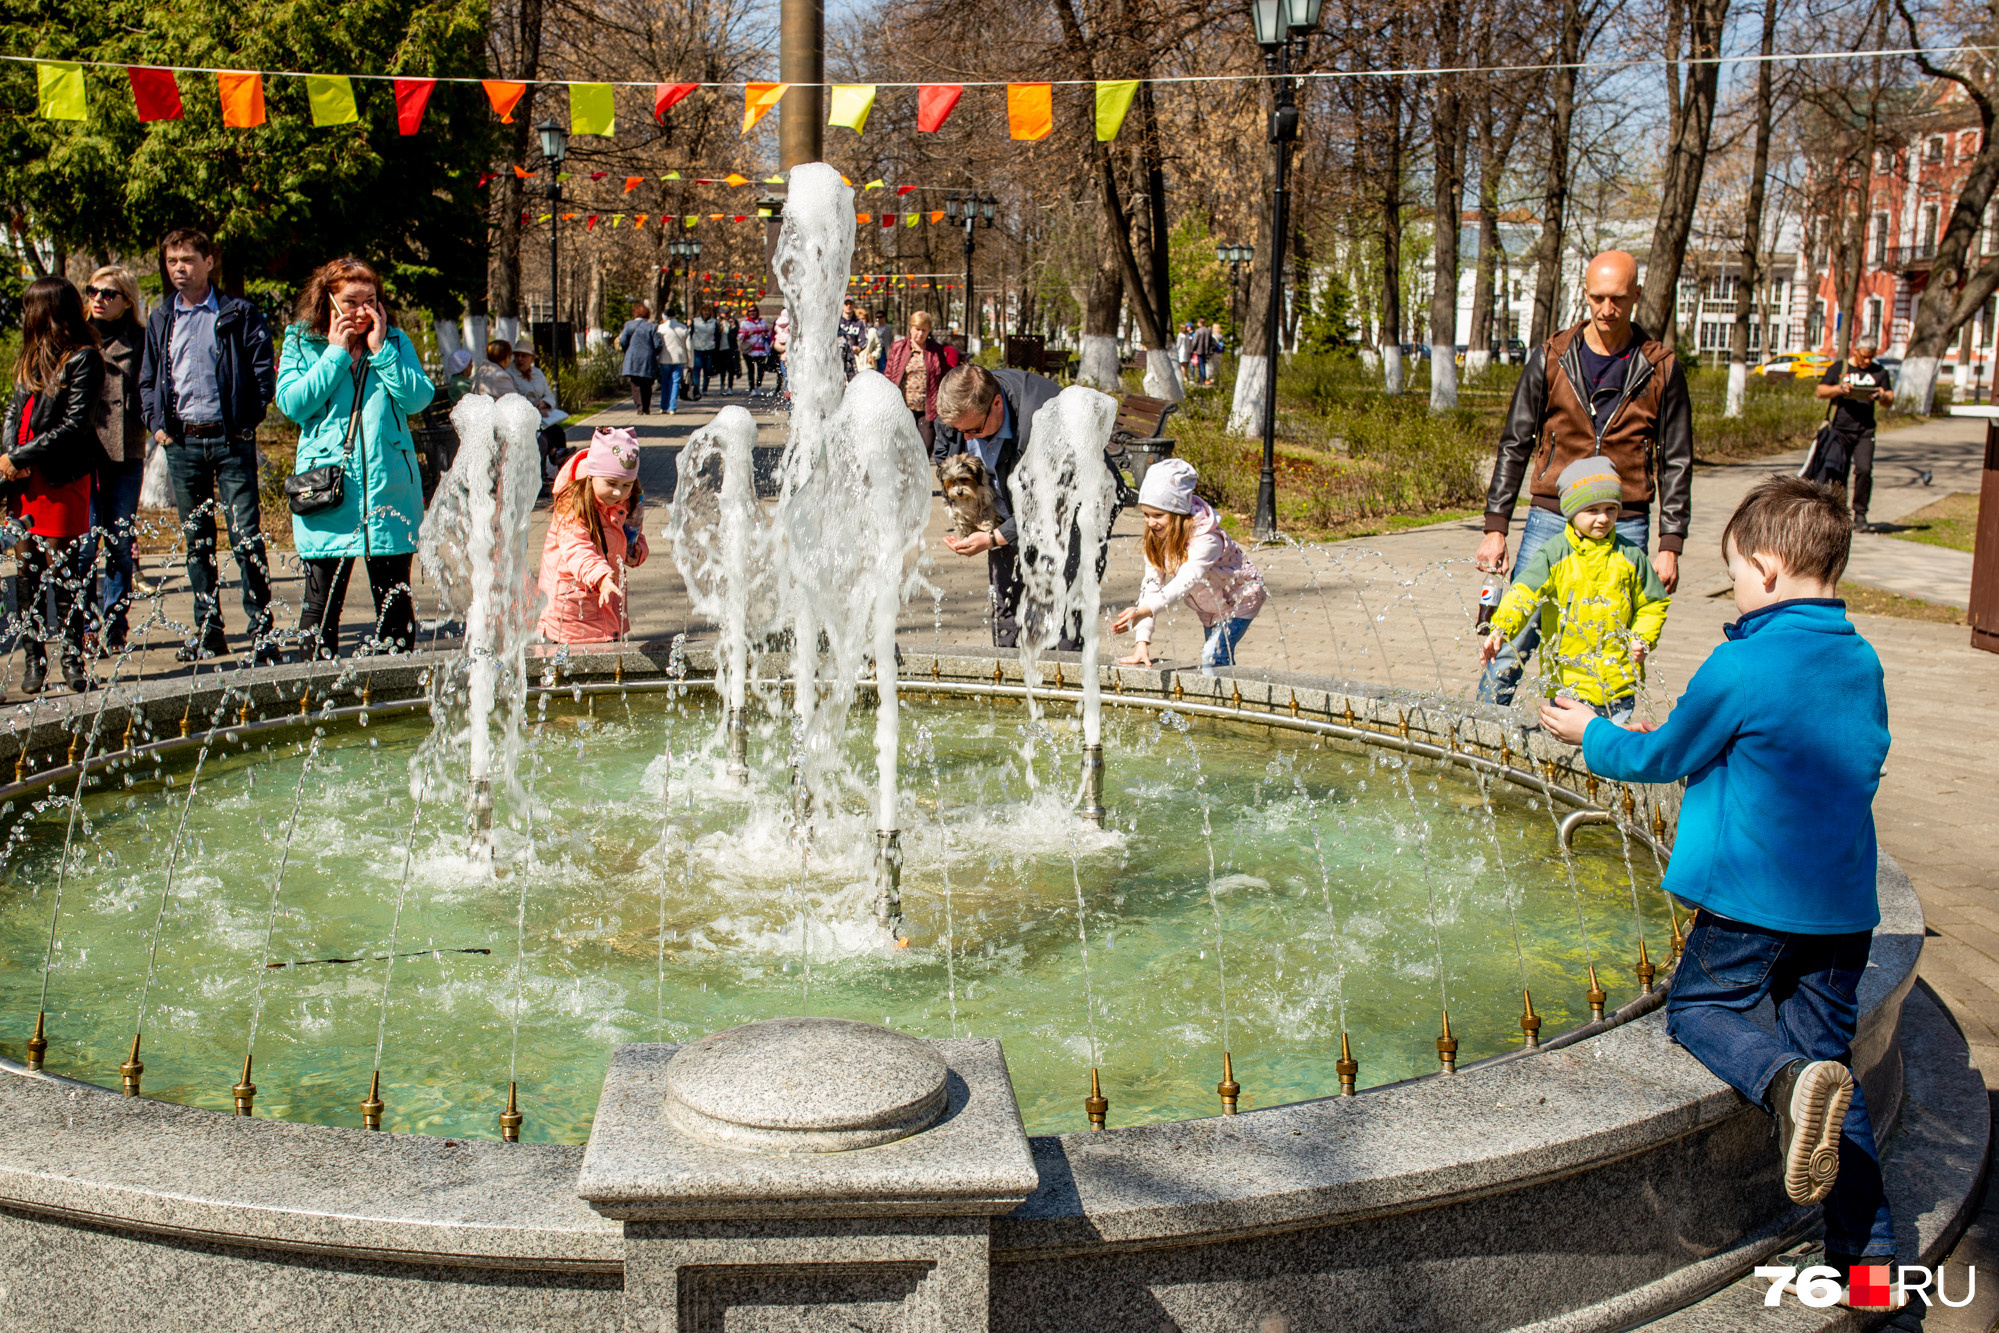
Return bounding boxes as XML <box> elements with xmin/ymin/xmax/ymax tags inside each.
<box><xmin>932</xmin><ymin>363</ymin><xmax>1073</xmax><ymax>648</ymax></box>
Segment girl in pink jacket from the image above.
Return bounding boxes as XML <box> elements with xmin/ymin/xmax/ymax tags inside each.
<box><xmin>1111</xmin><ymin>458</ymin><xmax>1266</xmax><ymax>673</ymax></box>
<box><xmin>537</xmin><ymin>427</ymin><xmax>649</xmax><ymax>643</ymax></box>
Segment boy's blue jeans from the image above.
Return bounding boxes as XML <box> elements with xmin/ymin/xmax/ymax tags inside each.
<box><xmin>1477</xmin><ymin>505</ymin><xmax>1651</xmax><ymax>706</ymax></box>
<box><xmin>1669</xmin><ymin>910</ymin><xmax>1895</xmax><ymax>1259</ymax></box>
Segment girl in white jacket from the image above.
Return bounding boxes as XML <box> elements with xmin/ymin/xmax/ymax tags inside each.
<box><xmin>1111</xmin><ymin>458</ymin><xmax>1266</xmax><ymax>672</ymax></box>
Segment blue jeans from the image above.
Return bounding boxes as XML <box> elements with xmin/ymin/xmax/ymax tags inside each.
<box><xmin>165</xmin><ymin>432</ymin><xmax>274</xmax><ymax>647</ymax></box>
<box><xmin>657</xmin><ymin>364</ymin><xmax>685</xmax><ymax>413</ymax></box>
<box><xmin>1584</xmin><ymin>695</ymin><xmax>1635</xmax><ymax>724</ymax></box>
<box><xmin>1477</xmin><ymin>505</ymin><xmax>1651</xmax><ymax>706</ymax></box>
<box><xmin>1201</xmin><ymin>617</ymin><xmax>1253</xmax><ymax>673</ymax></box>
<box><xmin>78</xmin><ymin>457</ymin><xmax>143</xmax><ymax>646</ymax></box>
<box><xmin>1668</xmin><ymin>911</ymin><xmax>1895</xmax><ymax>1259</ymax></box>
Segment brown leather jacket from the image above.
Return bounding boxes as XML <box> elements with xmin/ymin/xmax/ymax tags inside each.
<box><xmin>1482</xmin><ymin>322</ymin><xmax>1693</xmax><ymax>553</ymax></box>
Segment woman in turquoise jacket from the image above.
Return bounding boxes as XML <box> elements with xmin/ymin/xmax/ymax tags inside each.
<box><xmin>275</xmin><ymin>258</ymin><xmax>433</xmax><ymax>659</ymax></box>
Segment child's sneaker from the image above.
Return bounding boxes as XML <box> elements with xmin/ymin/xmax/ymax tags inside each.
<box><xmin>1769</xmin><ymin>1059</ymin><xmax>1854</xmax><ymax>1203</ymax></box>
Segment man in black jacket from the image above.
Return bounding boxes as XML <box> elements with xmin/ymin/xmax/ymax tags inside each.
<box><xmin>138</xmin><ymin>229</ymin><xmax>278</xmax><ymax>662</ymax></box>
<box><xmin>933</xmin><ymin>363</ymin><xmax>1075</xmax><ymax>649</ymax></box>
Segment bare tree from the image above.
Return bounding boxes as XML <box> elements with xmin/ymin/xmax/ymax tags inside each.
<box><xmin>1725</xmin><ymin>0</ymin><xmax>1782</xmax><ymax>416</ymax></box>
<box><xmin>1528</xmin><ymin>0</ymin><xmax>1595</xmax><ymax>345</ymax></box>
<box><xmin>1634</xmin><ymin>0</ymin><xmax>1732</xmax><ymax>342</ymax></box>
<box><xmin>1428</xmin><ymin>0</ymin><xmax>1468</xmax><ymax>410</ymax></box>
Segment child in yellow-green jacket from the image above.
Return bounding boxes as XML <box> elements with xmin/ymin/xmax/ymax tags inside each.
<box><xmin>1478</xmin><ymin>457</ymin><xmax>1670</xmax><ymax>723</ymax></box>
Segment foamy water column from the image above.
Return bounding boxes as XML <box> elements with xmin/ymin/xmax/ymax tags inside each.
<box><xmin>667</xmin><ymin>406</ymin><xmax>765</xmax><ymax>784</ymax></box>
<box><xmin>1010</xmin><ymin>386</ymin><xmax>1120</xmax><ymax>825</ymax></box>
<box><xmin>418</xmin><ymin>392</ymin><xmax>546</xmax><ymax>849</ymax></box>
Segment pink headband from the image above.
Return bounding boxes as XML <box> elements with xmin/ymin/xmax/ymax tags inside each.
<box><xmin>580</xmin><ymin>427</ymin><xmax>640</xmax><ymax>481</ymax></box>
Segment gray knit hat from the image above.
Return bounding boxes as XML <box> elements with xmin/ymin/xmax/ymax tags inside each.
<box><xmin>1557</xmin><ymin>456</ymin><xmax>1622</xmax><ymax>519</ymax></box>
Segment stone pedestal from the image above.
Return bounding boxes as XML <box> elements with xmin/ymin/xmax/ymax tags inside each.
<box><xmin>577</xmin><ymin>1018</ymin><xmax>1037</xmax><ymax>1333</ymax></box>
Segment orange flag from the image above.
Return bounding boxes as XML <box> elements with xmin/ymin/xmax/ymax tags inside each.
<box><xmin>624</xmin><ymin>175</ymin><xmax>644</xmax><ymax>192</ymax></box>
<box><xmin>483</xmin><ymin>80</ymin><xmax>527</xmax><ymax>123</ymax></box>
<box><xmin>635</xmin><ymin>213</ymin><xmax>649</xmax><ymax>227</ymax></box>
<box><xmin>513</xmin><ymin>165</ymin><xmax>533</xmax><ymax>179</ymax></box>
<box><xmin>857</xmin><ymin>213</ymin><xmax>872</xmax><ymax>225</ymax></box>
<box><xmin>216</xmin><ymin>72</ymin><xmax>265</xmax><ymax>128</ymax></box>
<box><xmin>930</xmin><ymin>210</ymin><xmax>945</xmax><ymax>224</ymax></box>
<box><xmin>743</xmin><ymin>83</ymin><xmax>787</xmax><ymax>133</ymax></box>
<box><xmin>1007</xmin><ymin>83</ymin><xmax>1052</xmax><ymax>140</ymax></box>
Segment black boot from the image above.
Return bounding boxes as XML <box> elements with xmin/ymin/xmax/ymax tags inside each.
<box><xmin>62</xmin><ymin>653</ymin><xmax>89</xmax><ymax>695</ymax></box>
<box><xmin>21</xmin><ymin>644</ymin><xmax>46</xmax><ymax>695</ymax></box>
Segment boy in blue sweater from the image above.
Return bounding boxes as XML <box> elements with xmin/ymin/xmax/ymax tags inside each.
<box><xmin>1540</xmin><ymin>477</ymin><xmax>1894</xmax><ymax>1298</ymax></box>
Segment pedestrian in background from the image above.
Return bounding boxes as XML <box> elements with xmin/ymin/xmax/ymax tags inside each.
<box><xmin>4</xmin><ymin>276</ymin><xmax>104</xmax><ymax>694</ymax></box>
<box><xmin>739</xmin><ymin>308</ymin><xmax>771</xmax><ymax>395</ymax></box>
<box><xmin>472</xmin><ymin>339</ymin><xmax>521</xmax><ymax>398</ymax></box>
<box><xmin>81</xmin><ymin>265</ymin><xmax>148</xmax><ymax>654</ymax></box>
<box><xmin>617</xmin><ymin>301</ymin><xmax>660</xmax><ymax>414</ymax></box>
<box><xmin>512</xmin><ymin>346</ymin><xmax>569</xmax><ymax>479</ymax></box>
<box><xmin>1811</xmin><ymin>340</ymin><xmax>1894</xmax><ymax>532</ymax></box>
<box><xmin>656</xmin><ymin>306</ymin><xmax>695</xmax><ymax>414</ymax></box>
<box><xmin>717</xmin><ymin>304</ymin><xmax>742</xmax><ymax>393</ymax></box>
<box><xmin>137</xmin><ymin>227</ymin><xmax>278</xmax><ymax>662</ymax></box>
<box><xmin>691</xmin><ymin>305</ymin><xmax>720</xmax><ymax>398</ymax></box>
<box><xmin>873</xmin><ymin>309</ymin><xmax>893</xmax><ymax>373</ymax></box>
<box><xmin>444</xmin><ymin>348</ymin><xmax>475</xmax><ymax>403</ymax></box>
<box><xmin>885</xmin><ymin>310</ymin><xmax>948</xmax><ymax>454</ymax></box>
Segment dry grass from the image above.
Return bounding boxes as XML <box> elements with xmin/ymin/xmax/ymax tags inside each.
<box><xmin>1881</xmin><ymin>492</ymin><xmax>1981</xmax><ymax>554</ymax></box>
<box><xmin>1837</xmin><ymin>582</ymin><xmax>1966</xmax><ymax>625</ymax></box>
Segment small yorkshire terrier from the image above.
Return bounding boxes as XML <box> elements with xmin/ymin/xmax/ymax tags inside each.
<box><xmin>936</xmin><ymin>453</ymin><xmax>1003</xmax><ymax>537</ymax></box>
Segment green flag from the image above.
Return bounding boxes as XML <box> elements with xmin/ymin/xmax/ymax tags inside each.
<box><xmin>571</xmin><ymin>83</ymin><xmax>615</xmax><ymax>136</ymax></box>
<box><xmin>37</xmin><ymin>62</ymin><xmax>85</xmax><ymax>121</ymax></box>
<box><xmin>1095</xmin><ymin>80</ymin><xmax>1138</xmax><ymax>142</ymax></box>
<box><xmin>305</xmin><ymin>75</ymin><xmax>358</xmax><ymax>127</ymax></box>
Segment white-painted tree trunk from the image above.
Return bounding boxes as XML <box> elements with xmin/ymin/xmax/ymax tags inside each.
<box><xmin>1462</xmin><ymin>349</ymin><xmax>1492</xmax><ymax>381</ymax></box>
<box><xmin>492</xmin><ymin>315</ymin><xmax>521</xmax><ymax>346</ymax></box>
<box><xmin>1077</xmin><ymin>334</ymin><xmax>1122</xmax><ymax>391</ymax></box>
<box><xmin>1227</xmin><ymin>354</ymin><xmax>1270</xmax><ymax>437</ymax></box>
<box><xmin>1359</xmin><ymin>348</ymin><xmax>1380</xmax><ymax>373</ymax></box>
<box><xmin>463</xmin><ymin>314</ymin><xmax>490</xmax><ymax>354</ymax></box>
<box><xmin>1142</xmin><ymin>349</ymin><xmax>1184</xmax><ymax>402</ymax></box>
<box><xmin>1895</xmin><ymin>356</ymin><xmax>1940</xmax><ymax>416</ymax></box>
<box><xmin>1429</xmin><ymin>343</ymin><xmax>1458</xmax><ymax>410</ymax></box>
<box><xmin>1724</xmin><ymin>360</ymin><xmax>1747</xmax><ymax>418</ymax></box>
<box><xmin>434</xmin><ymin>320</ymin><xmax>463</xmax><ymax>358</ymax></box>
<box><xmin>1382</xmin><ymin>343</ymin><xmax>1406</xmax><ymax>396</ymax></box>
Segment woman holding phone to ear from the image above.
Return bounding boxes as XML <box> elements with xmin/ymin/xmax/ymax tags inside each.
<box><xmin>275</xmin><ymin>257</ymin><xmax>431</xmax><ymax>660</ymax></box>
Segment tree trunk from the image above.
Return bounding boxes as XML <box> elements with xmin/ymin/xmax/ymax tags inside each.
<box><xmin>1429</xmin><ymin>12</ymin><xmax>1465</xmax><ymax>412</ymax></box>
<box><xmin>1381</xmin><ymin>77</ymin><xmax>1406</xmax><ymax>396</ymax></box>
<box><xmin>1529</xmin><ymin>0</ymin><xmax>1584</xmax><ymax>347</ymax></box>
<box><xmin>1724</xmin><ymin>0</ymin><xmax>1779</xmax><ymax>419</ymax></box>
<box><xmin>1635</xmin><ymin>0</ymin><xmax>1732</xmax><ymax>341</ymax></box>
<box><xmin>1228</xmin><ymin>86</ymin><xmax>1280</xmax><ymax>436</ymax></box>
<box><xmin>489</xmin><ymin>0</ymin><xmax>545</xmax><ymax>327</ymax></box>
<box><xmin>1078</xmin><ymin>201</ymin><xmax>1126</xmax><ymax>390</ymax></box>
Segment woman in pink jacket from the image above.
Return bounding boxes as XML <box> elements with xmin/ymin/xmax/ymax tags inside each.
<box><xmin>537</xmin><ymin>427</ymin><xmax>649</xmax><ymax>643</ymax></box>
<box><xmin>1110</xmin><ymin>458</ymin><xmax>1266</xmax><ymax>673</ymax></box>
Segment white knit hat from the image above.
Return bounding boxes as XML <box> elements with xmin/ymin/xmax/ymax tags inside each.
<box><xmin>1138</xmin><ymin>457</ymin><xmax>1198</xmax><ymax>515</ymax></box>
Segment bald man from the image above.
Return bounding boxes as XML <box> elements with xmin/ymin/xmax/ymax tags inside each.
<box><xmin>1475</xmin><ymin>250</ymin><xmax>1692</xmax><ymax>707</ymax></box>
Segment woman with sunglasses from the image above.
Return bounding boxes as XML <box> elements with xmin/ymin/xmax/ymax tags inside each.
<box><xmin>2</xmin><ymin>277</ymin><xmax>105</xmax><ymax>694</ymax></box>
<box><xmin>82</xmin><ymin>267</ymin><xmax>151</xmax><ymax>654</ymax></box>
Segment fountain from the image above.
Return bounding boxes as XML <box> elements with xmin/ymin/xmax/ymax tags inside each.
<box><xmin>0</xmin><ymin>164</ymin><xmax>1980</xmax><ymax>1333</ymax></box>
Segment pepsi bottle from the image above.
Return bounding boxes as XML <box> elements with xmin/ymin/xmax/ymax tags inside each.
<box><xmin>1475</xmin><ymin>579</ymin><xmax>1501</xmax><ymax>634</ymax></box>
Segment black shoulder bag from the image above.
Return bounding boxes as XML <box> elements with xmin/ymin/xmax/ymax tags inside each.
<box><xmin>285</xmin><ymin>359</ymin><xmax>365</xmax><ymax>516</ymax></box>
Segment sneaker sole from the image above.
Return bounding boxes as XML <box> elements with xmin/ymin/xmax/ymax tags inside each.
<box><xmin>1786</xmin><ymin>1061</ymin><xmax>1853</xmax><ymax>1204</ymax></box>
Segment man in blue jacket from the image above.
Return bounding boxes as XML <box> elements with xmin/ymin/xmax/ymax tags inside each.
<box><xmin>138</xmin><ymin>229</ymin><xmax>277</xmax><ymax>662</ymax></box>
<box><xmin>1541</xmin><ymin>476</ymin><xmax>1895</xmax><ymax>1310</ymax></box>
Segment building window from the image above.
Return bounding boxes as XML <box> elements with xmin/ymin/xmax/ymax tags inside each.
<box><xmin>1924</xmin><ymin>135</ymin><xmax>1946</xmax><ymax>163</ymax></box>
<box><xmin>1864</xmin><ymin>296</ymin><xmax>1884</xmax><ymax>341</ymax></box>
<box><xmin>1874</xmin><ymin>147</ymin><xmax>1893</xmax><ymax>174</ymax></box>
<box><xmin>1870</xmin><ymin>212</ymin><xmax>1890</xmax><ymax>265</ymax></box>
<box><xmin>1920</xmin><ymin>203</ymin><xmax>1941</xmax><ymax>254</ymax></box>
<box><xmin>1962</xmin><ymin>131</ymin><xmax>1982</xmax><ymax>163</ymax></box>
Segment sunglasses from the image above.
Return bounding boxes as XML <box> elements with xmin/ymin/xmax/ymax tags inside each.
<box><xmin>84</xmin><ymin>286</ymin><xmax>124</xmax><ymax>301</ymax></box>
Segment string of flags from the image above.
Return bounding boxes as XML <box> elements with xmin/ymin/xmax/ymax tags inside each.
<box><xmin>26</xmin><ymin>59</ymin><xmax>1145</xmax><ymax>143</ymax></box>
<box><xmin>513</xmin><ymin>209</ymin><xmax>980</xmax><ymax>231</ymax></box>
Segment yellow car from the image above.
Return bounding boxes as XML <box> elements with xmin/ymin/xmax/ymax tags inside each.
<box><xmin>1788</xmin><ymin>353</ymin><xmax>1834</xmax><ymax>380</ymax></box>
<box><xmin>1753</xmin><ymin>354</ymin><xmax>1806</xmax><ymax>378</ymax></box>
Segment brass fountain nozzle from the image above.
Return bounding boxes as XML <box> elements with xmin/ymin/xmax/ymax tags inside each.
<box><xmin>1586</xmin><ymin>964</ymin><xmax>1608</xmax><ymax>1021</ymax></box>
<box><xmin>1217</xmin><ymin>1052</ymin><xmax>1241</xmax><ymax>1115</ymax></box>
<box><xmin>1668</xmin><ymin>907</ymin><xmax>1685</xmax><ymax>959</ymax></box>
<box><xmin>1436</xmin><ymin>1010</ymin><xmax>1458</xmax><ymax>1074</ymax></box>
<box><xmin>361</xmin><ymin>1071</ymin><xmax>385</xmax><ymax>1131</ymax></box>
<box><xmin>178</xmin><ymin>701</ymin><xmax>192</xmax><ymax>737</ymax></box>
<box><xmin>500</xmin><ymin>1081</ymin><xmax>524</xmax><ymax>1143</ymax></box>
<box><xmin>120</xmin><ymin>1033</ymin><xmax>144</xmax><ymax>1096</ymax></box>
<box><xmin>1335</xmin><ymin>1032</ymin><xmax>1358</xmax><ymax>1096</ymax></box>
<box><xmin>1635</xmin><ymin>940</ymin><xmax>1657</xmax><ymax>993</ymax></box>
<box><xmin>1084</xmin><ymin>1068</ymin><xmax>1108</xmax><ymax>1131</ymax></box>
<box><xmin>1521</xmin><ymin>989</ymin><xmax>1542</xmax><ymax>1047</ymax></box>
<box><xmin>232</xmin><ymin>1054</ymin><xmax>257</xmax><ymax>1116</ymax></box>
<box><xmin>1652</xmin><ymin>807</ymin><xmax>1670</xmax><ymax>845</ymax></box>
<box><xmin>1621</xmin><ymin>786</ymin><xmax>1637</xmax><ymax>821</ymax></box>
<box><xmin>26</xmin><ymin>1011</ymin><xmax>47</xmax><ymax>1071</ymax></box>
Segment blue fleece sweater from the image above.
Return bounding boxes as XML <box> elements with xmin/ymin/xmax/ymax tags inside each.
<box><xmin>1581</xmin><ymin>599</ymin><xmax>1889</xmax><ymax>934</ymax></box>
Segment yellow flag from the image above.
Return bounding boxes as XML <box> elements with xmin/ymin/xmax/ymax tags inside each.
<box><xmin>305</xmin><ymin>75</ymin><xmax>359</xmax><ymax>127</ymax></box>
<box><xmin>36</xmin><ymin>62</ymin><xmax>85</xmax><ymax>121</ymax></box>
<box><xmin>570</xmin><ymin>83</ymin><xmax>614</xmax><ymax>136</ymax></box>
<box><xmin>1095</xmin><ymin>80</ymin><xmax>1138</xmax><ymax>142</ymax></box>
<box><xmin>828</xmin><ymin>84</ymin><xmax>876</xmax><ymax>134</ymax></box>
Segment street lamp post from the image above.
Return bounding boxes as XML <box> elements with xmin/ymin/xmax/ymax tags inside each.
<box><xmin>946</xmin><ymin>194</ymin><xmax>996</xmax><ymax>350</ymax></box>
<box><xmin>1216</xmin><ymin>243</ymin><xmax>1253</xmax><ymax>334</ymax></box>
<box><xmin>1250</xmin><ymin>0</ymin><xmax>1319</xmax><ymax>542</ymax></box>
<box><xmin>537</xmin><ymin>119</ymin><xmax>569</xmax><ymax>357</ymax></box>
<box><xmin>669</xmin><ymin>238</ymin><xmax>703</xmax><ymax>316</ymax></box>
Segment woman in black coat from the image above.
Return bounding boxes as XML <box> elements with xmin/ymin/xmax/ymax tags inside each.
<box><xmin>2</xmin><ymin>277</ymin><xmax>105</xmax><ymax>693</ymax></box>
<box><xmin>83</xmin><ymin>265</ymin><xmax>149</xmax><ymax>653</ymax></box>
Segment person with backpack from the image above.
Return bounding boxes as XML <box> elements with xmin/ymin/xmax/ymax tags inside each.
<box><xmin>1809</xmin><ymin>340</ymin><xmax>1894</xmax><ymax>531</ymax></box>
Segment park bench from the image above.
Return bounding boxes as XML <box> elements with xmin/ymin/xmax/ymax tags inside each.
<box><xmin>1106</xmin><ymin>393</ymin><xmax>1178</xmax><ymax>492</ymax></box>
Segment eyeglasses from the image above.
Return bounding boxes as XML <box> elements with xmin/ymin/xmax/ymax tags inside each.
<box><xmin>84</xmin><ymin>286</ymin><xmax>123</xmax><ymax>301</ymax></box>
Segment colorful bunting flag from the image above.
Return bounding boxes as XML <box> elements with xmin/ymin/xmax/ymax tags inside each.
<box><xmin>483</xmin><ymin>80</ymin><xmax>527</xmax><ymax>123</ymax></box>
<box><xmin>305</xmin><ymin>75</ymin><xmax>358</xmax><ymax>127</ymax></box>
<box><xmin>763</xmin><ymin>174</ymin><xmax>784</xmax><ymax>183</ymax></box>
<box><xmin>897</xmin><ymin>184</ymin><xmax>917</xmax><ymax>196</ymax></box>
<box><xmin>930</xmin><ymin>210</ymin><xmax>944</xmax><ymax>223</ymax></box>
<box><xmin>1095</xmin><ymin>79</ymin><xmax>1137</xmax><ymax>142</ymax></box>
<box><xmin>589</xmin><ymin>171</ymin><xmax>607</xmax><ymax>180</ymax></box>
<box><xmin>636</xmin><ymin>213</ymin><xmax>648</xmax><ymax>227</ymax></box>
<box><xmin>393</xmin><ymin>78</ymin><xmax>434</xmax><ymax>135</ymax></box>
<box><xmin>906</xmin><ymin>212</ymin><xmax>919</xmax><ymax>227</ymax></box>
<box><xmin>917</xmin><ymin>84</ymin><xmax>963</xmax><ymax>133</ymax></box>
<box><xmin>127</xmin><ymin>67</ymin><xmax>183</xmax><ymax>121</ymax></box>
<box><xmin>863</xmin><ymin>179</ymin><xmax>885</xmax><ymax>191</ymax></box>
<box><xmin>514</xmin><ymin>165</ymin><xmax>533</xmax><ymax>179</ymax></box>
<box><xmin>37</xmin><ymin>62</ymin><xmax>85</xmax><ymax>121</ymax></box>
<box><xmin>724</xmin><ymin>173</ymin><xmax>749</xmax><ymax>186</ymax></box>
<box><xmin>655</xmin><ymin>82</ymin><xmax>699</xmax><ymax>119</ymax></box>
<box><xmin>828</xmin><ymin>84</ymin><xmax>876</xmax><ymax>134</ymax></box>
<box><xmin>624</xmin><ymin>175</ymin><xmax>644</xmax><ymax>192</ymax></box>
<box><xmin>216</xmin><ymin>72</ymin><xmax>265</xmax><ymax>128</ymax></box>
<box><xmin>663</xmin><ymin>171</ymin><xmax>681</xmax><ymax>180</ymax></box>
<box><xmin>1007</xmin><ymin>83</ymin><xmax>1051</xmax><ymax>140</ymax></box>
<box><xmin>586</xmin><ymin>215</ymin><xmax>599</xmax><ymax>231</ymax></box>
<box><xmin>743</xmin><ymin>83</ymin><xmax>787</xmax><ymax>133</ymax></box>
<box><xmin>685</xmin><ymin>215</ymin><xmax>698</xmax><ymax>227</ymax></box>
<box><xmin>570</xmin><ymin>83</ymin><xmax>614</xmax><ymax>135</ymax></box>
<box><xmin>857</xmin><ymin>213</ymin><xmax>872</xmax><ymax>225</ymax></box>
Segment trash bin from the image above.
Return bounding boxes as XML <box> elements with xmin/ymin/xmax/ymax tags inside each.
<box><xmin>1125</xmin><ymin>439</ymin><xmax>1176</xmax><ymax>489</ymax></box>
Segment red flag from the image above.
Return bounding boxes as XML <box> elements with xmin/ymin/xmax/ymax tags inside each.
<box><xmin>881</xmin><ymin>213</ymin><xmax>895</xmax><ymax>228</ymax></box>
<box><xmin>897</xmin><ymin>184</ymin><xmax>917</xmax><ymax>196</ymax></box>
<box><xmin>586</xmin><ymin>215</ymin><xmax>599</xmax><ymax>230</ymax></box>
<box><xmin>126</xmin><ymin>67</ymin><xmax>183</xmax><ymax>122</ymax></box>
<box><xmin>476</xmin><ymin>172</ymin><xmax>494</xmax><ymax>188</ymax></box>
<box><xmin>733</xmin><ymin>215</ymin><xmax>747</xmax><ymax>222</ymax></box>
<box><xmin>392</xmin><ymin>79</ymin><xmax>434</xmax><ymax>135</ymax></box>
<box><xmin>917</xmin><ymin>84</ymin><xmax>962</xmax><ymax>133</ymax></box>
<box><xmin>655</xmin><ymin>82</ymin><xmax>699</xmax><ymax>119</ymax></box>
<box><xmin>590</xmin><ymin>171</ymin><xmax>607</xmax><ymax>180</ymax></box>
